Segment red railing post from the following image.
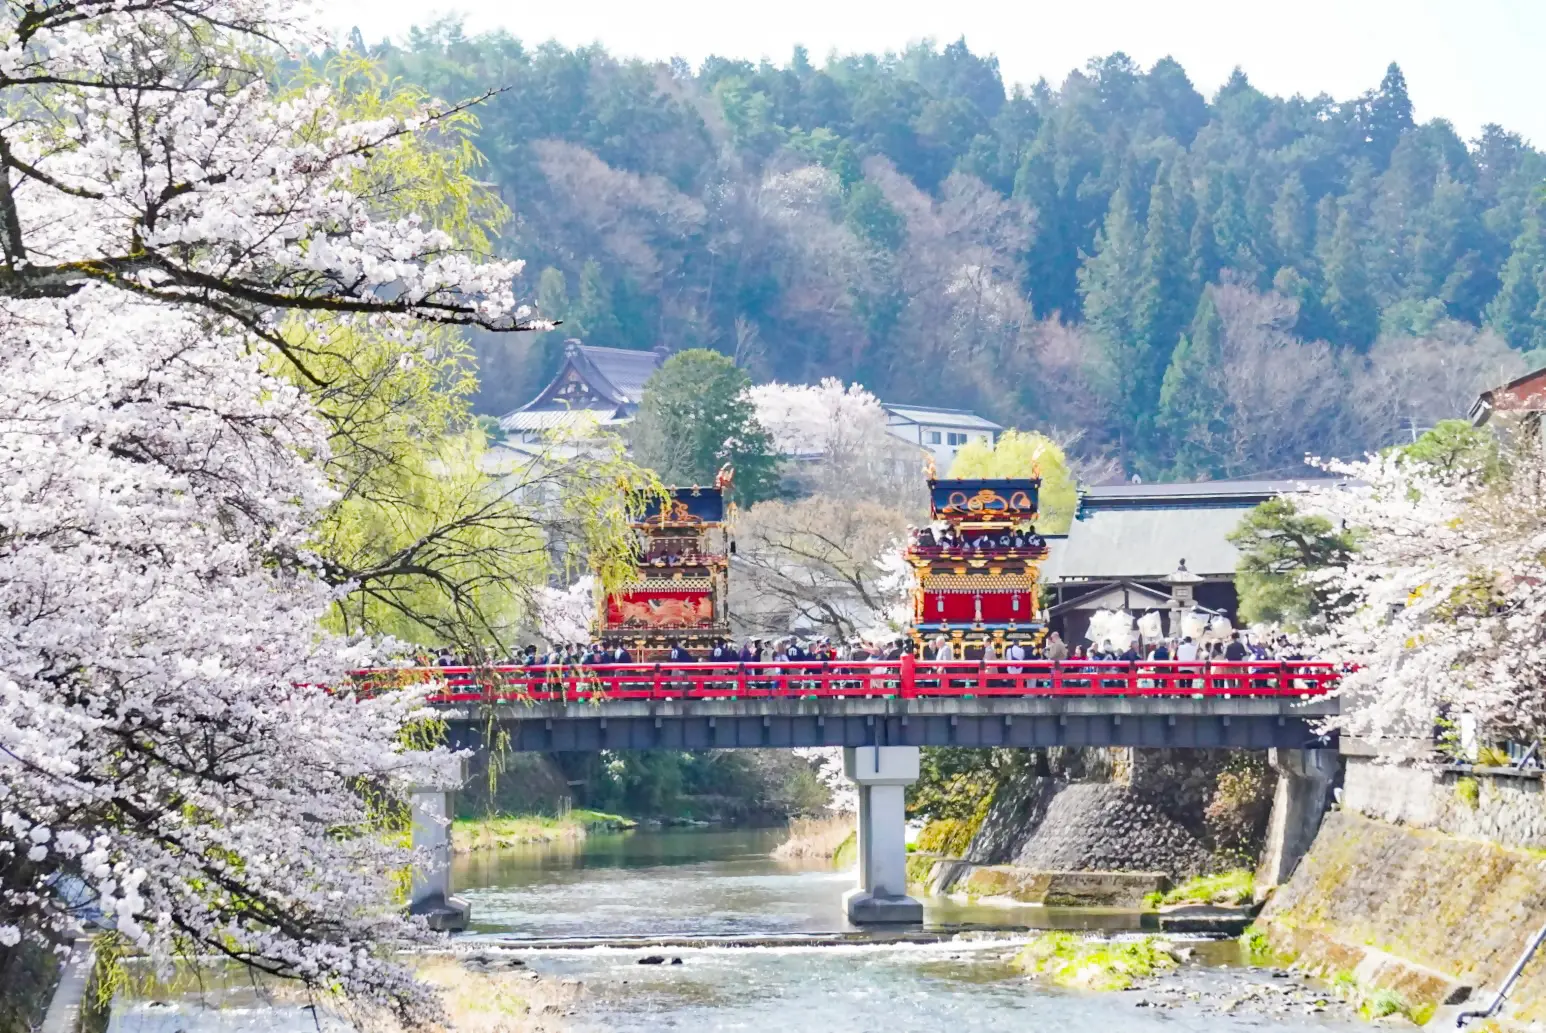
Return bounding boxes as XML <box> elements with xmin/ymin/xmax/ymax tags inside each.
<box><xmin>901</xmin><ymin>653</ymin><xmax>915</xmax><ymax>699</ymax></box>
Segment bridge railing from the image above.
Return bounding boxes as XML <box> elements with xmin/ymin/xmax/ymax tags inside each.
<box><xmin>347</xmin><ymin>659</ymin><xmax>1339</xmax><ymax>703</ymax></box>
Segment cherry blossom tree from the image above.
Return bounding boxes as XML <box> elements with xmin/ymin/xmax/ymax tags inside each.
<box><xmin>1300</xmin><ymin>445</ymin><xmax>1546</xmax><ymax>745</ymax></box>
<box><xmin>748</xmin><ymin>377</ymin><xmax>924</xmax><ymax>507</ymax></box>
<box><xmin>0</xmin><ymin>0</ymin><xmax>547</xmax><ymax>1021</ymax></box>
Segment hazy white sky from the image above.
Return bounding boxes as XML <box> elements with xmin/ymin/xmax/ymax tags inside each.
<box><xmin>315</xmin><ymin>0</ymin><xmax>1545</xmax><ymax>146</ymax></box>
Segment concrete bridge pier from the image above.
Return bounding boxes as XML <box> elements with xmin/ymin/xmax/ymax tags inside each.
<box><xmin>843</xmin><ymin>745</ymin><xmax>925</xmax><ymax>924</ymax></box>
<box><xmin>409</xmin><ymin>784</ymin><xmax>471</xmax><ymax>932</ymax></box>
<box><xmin>1255</xmin><ymin>747</ymin><xmax>1339</xmax><ymax>902</ymax></box>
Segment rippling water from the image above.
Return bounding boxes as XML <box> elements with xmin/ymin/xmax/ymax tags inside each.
<box><xmin>453</xmin><ymin>826</ymin><xmax>1142</xmax><ymax>939</ymax></box>
<box><xmin>113</xmin><ymin>826</ymin><xmax>1362</xmax><ymax>1033</ymax></box>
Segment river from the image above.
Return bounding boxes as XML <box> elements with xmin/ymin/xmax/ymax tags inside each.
<box><xmin>111</xmin><ymin>828</ymin><xmax>1365</xmax><ymax>1033</ymax></box>
<box><xmin>449</xmin><ymin>827</ymin><xmax>1363</xmax><ymax>1033</ymax></box>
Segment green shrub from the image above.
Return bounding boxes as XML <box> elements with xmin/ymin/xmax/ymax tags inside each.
<box><xmin>1011</xmin><ymin>933</ymin><xmax>1179</xmax><ymax>991</ymax></box>
<box><xmin>1158</xmin><ymin>870</ymin><xmax>1254</xmax><ymax>906</ymax></box>
<box><xmin>916</xmin><ymin>817</ymin><xmax>976</xmax><ymax>857</ymax></box>
<box><xmin>906</xmin><ymin>852</ymin><xmax>938</xmax><ymax>888</ymax></box>
<box><xmin>1360</xmin><ymin>987</ymin><xmax>1407</xmax><ymax>1019</ymax></box>
<box><xmin>1476</xmin><ymin>745</ymin><xmax>1511</xmax><ymax>767</ymax></box>
<box><xmin>1455</xmin><ymin>776</ymin><xmax>1480</xmax><ymax>808</ymax></box>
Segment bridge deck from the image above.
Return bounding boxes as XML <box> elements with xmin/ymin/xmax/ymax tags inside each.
<box><xmin>354</xmin><ymin>660</ymin><xmax>1342</xmax><ymax>753</ymax></box>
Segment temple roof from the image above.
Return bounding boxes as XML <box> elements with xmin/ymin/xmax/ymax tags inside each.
<box><xmin>500</xmin><ymin>341</ymin><xmax>664</xmax><ymax>432</ymax></box>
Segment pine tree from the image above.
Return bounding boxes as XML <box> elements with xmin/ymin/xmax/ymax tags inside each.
<box><xmin>1157</xmin><ymin>288</ymin><xmax>1229</xmax><ymax>478</ymax></box>
<box><xmin>1213</xmin><ymin>171</ymin><xmax>1263</xmax><ymax>283</ymax></box>
<box><xmin>1134</xmin><ymin>161</ymin><xmax>1193</xmax><ymax>406</ymax></box>
<box><xmin>1320</xmin><ymin>208</ymin><xmax>1379</xmax><ymax>349</ymax></box>
<box><xmin>1485</xmin><ymin>198</ymin><xmax>1546</xmax><ymax>350</ymax></box>
<box><xmin>1364</xmin><ymin>62</ymin><xmax>1415</xmax><ymax>171</ymax></box>
<box><xmin>1272</xmin><ymin>172</ymin><xmax>1313</xmax><ymax>271</ymax></box>
<box><xmin>1078</xmin><ymin>185</ymin><xmax>1147</xmax><ymax>455</ymax></box>
<box><xmin>1188</xmin><ymin>187</ymin><xmax>1221</xmax><ymax>291</ymax></box>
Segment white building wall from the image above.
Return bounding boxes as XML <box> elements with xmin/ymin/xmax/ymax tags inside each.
<box><xmin>885</xmin><ymin>420</ymin><xmax>998</xmax><ymax>471</ymax></box>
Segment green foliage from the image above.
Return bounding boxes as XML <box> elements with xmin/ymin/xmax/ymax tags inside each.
<box><xmin>360</xmin><ymin>31</ymin><xmax>1546</xmax><ymax>477</ymax></box>
<box><xmin>1476</xmin><ymin>745</ymin><xmax>1512</xmax><ymax>767</ymax></box>
<box><xmin>832</xmin><ymin>830</ymin><xmax>858</xmax><ymax>869</ymax></box>
<box><xmin>1157</xmin><ymin>289</ymin><xmax>1230</xmax><ymax>477</ymax></box>
<box><xmin>1204</xmin><ymin>753</ymin><xmax>1276</xmax><ymax>863</ymax></box>
<box><xmin>269</xmin><ymin>58</ymin><xmax>659</xmax><ymax>653</ymax></box>
<box><xmin>1156</xmin><ymin>870</ymin><xmax>1254</xmax><ymax>907</ymax></box>
<box><xmin>1396</xmin><ymin>418</ymin><xmax>1503</xmax><ymax>480</ymax></box>
<box><xmin>1229</xmin><ymin>497</ymin><xmax>1358</xmax><ymax>629</ymax></box>
<box><xmin>630</xmin><ymin>349</ymin><xmax>782</xmax><ymax>504</ymax></box>
<box><xmin>1011</xmin><ymin>933</ymin><xmax>1180</xmax><ymax>991</ymax></box>
<box><xmin>907</xmin><ymin>747</ymin><xmax>1031</xmax><ymax>822</ymax></box>
<box><xmin>915</xmin><ymin>814</ymin><xmax>984</xmax><ymax>858</ymax></box>
<box><xmin>1240</xmin><ymin>926</ymin><xmax>1276</xmax><ymax>963</ymax></box>
<box><xmin>947</xmin><ymin>430</ymin><xmax>1077</xmax><ymax>533</ymax></box>
<box><xmin>1455</xmin><ymin>776</ymin><xmax>1480</xmax><ymax>808</ymax></box>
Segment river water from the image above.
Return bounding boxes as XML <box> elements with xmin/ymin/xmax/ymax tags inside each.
<box><xmin>112</xmin><ymin>828</ymin><xmax>1363</xmax><ymax>1033</ymax></box>
<box><xmin>450</xmin><ymin>827</ymin><xmax>1362</xmax><ymax>1033</ymax></box>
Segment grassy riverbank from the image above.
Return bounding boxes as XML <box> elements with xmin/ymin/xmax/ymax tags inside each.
<box><xmin>451</xmin><ymin>811</ymin><xmax>635</xmax><ymax>853</ymax></box>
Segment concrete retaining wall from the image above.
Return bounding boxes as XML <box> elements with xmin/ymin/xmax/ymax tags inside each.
<box><xmin>1256</xmin><ymin>808</ymin><xmax>1546</xmax><ymax>1027</ymax></box>
<box><xmin>923</xmin><ymin>860</ymin><xmax>1166</xmax><ymax>908</ymax></box>
<box><xmin>1341</xmin><ymin>754</ymin><xmax>1546</xmax><ymax>851</ymax></box>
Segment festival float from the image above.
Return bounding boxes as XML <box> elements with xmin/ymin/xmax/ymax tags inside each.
<box><xmin>597</xmin><ymin>468</ymin><xmax>733</xmax><ymax>658</ymax></box>
<box><xmin>905</xmin><ymin>465</ymin><xmax>1049</xmax><ymax>653</ymax></box>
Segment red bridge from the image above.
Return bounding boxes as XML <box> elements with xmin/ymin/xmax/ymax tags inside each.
<box><xmin>357</xmin><ymin>658</ymin><xmax>1339</xmax><ymax>703</ymax></box>
<box><xmin>355</xmin><ymin>660</ymin><xmax>1340</xmax><ymax>753</ymax></box>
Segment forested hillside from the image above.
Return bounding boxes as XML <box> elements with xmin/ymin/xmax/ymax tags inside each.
<box><xmin>353</xmin><ymin>22</ymin><xmax>1546</xmax><ymax>477</ymax></box>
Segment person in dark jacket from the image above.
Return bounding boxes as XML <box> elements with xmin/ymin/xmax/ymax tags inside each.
<box><xmin>668</xmin><ymin>642</ymin><xmax>693</xmax><ymax>663</ymax></box>
<box><xmin>1224</xmin><ymin>632</ymin><xmax>1248</xmax><ymax>662</ymax></box>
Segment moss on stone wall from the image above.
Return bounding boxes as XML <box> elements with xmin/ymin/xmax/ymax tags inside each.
<box><xmin>1256</xmin><ymin>810</ymin><xmax>1546</xmax><ymax>1024</ymax></box>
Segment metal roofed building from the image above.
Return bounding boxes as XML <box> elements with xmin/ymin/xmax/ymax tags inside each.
<box><xmin>1041</xmin><ymin>478</ymin><xmax>1338</xmax><ymax>646</ymax></box>
<box><xmin>883</xmin><ymin>403</ymin><xmax>1002</xmax><ymax>468</ymax></box>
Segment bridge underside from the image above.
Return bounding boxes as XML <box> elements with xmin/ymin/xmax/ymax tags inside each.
<box><xmin>440</xmin><ymin>697</ymin><xmax>1336</xmax><ymax>752</ymax></box>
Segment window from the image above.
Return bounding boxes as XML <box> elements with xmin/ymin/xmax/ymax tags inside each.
<box><xmin>925</xmin><ymin>430</ymin><xmax>942</xmax><ymax>444</ymax></box>
<box><xmin>947</xmin><ymin>432</ymin><xmax>968</xmax><ymax>446</ymax></box>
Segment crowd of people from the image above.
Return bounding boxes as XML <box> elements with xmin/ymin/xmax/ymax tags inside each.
<box><xmin>910</xmin><ymin>524</ymin><xmax>1048</xmax><ymax>551</ymax></box>
<box><xmin>420</xmin><ymin>629</ymin><xmax>1308</xmax><ymax>669</ymax></box>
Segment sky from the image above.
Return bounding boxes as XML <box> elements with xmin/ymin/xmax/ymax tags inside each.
<box><xmin>314</xmin><ymin>0</ymin><xmax>1546</xmax><ymax>147</ymax></box>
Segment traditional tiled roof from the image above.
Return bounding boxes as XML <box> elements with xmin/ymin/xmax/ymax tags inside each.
<box><xmin>500</xmin><ymin>341</ymin><xmax>663</xmax><ymax>432</ymax></box>
<box><xmin>567</xmin><ymin>344</ymin><xmax>662</xmax><ymax>406</ymax></box>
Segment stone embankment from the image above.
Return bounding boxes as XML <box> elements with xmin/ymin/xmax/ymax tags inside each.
<box><xmin>1255</xmin><ymin>749</ymin><xmax>1546</xmax><ymax>1028</ymax></box>
<box><xmin>964</xmin><ymin>747</ymin><xmax>1273</xmax><ymax>879</ymax></box>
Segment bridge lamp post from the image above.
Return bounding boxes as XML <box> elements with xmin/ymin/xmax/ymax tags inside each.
<box><xmin>1166</xmin><ymin>559</ymin><xmax>1202</xmax><ymax>640</ymax></box>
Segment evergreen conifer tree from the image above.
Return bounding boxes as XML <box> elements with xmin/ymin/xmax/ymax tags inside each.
<box><xmin>1272</xmin><ymin>172</ymin><xmax>1313</xmax><ymax>271</ymax></box>
<box><xmin>570</xmin><ymin>259</ymin><xmax>623</xmax><ymax>343</ymax></box>
<box><xmin>1485</xmin><ymin>198</ymin><xmax>1546</xmax><ymax>351</ymax></box>
<box><xmin>1364</xmin><ymin>62</ymin><xmax>1415</xmax><ymax>171</ymax></box>
<box><xmin>1134</xmin><ymin>161</ymin><xmax>1193</xmax><ymax>413</ymax></box>
<box><xmin>1078</xmin><ymin>185</ymin><xmax>1146</xmax><ymax>455</ymax></box>
<box><xmin>1157</xmin><ymin>288</ymin><xmax>1229</xmax><ymax>477</ymax></box>
<box><xmin>1320</xmin><ymin>208</ymin><xmax>1380</xmax><ymax>349</ymax></box>
<box><xmin>1213</xmin><ymin>171</ymin><xmax>1263</xmax><ymax>283</ymax></box>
